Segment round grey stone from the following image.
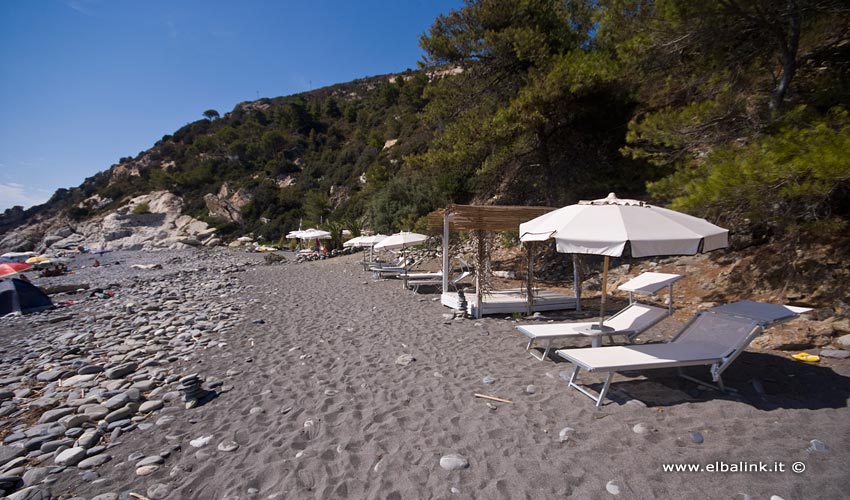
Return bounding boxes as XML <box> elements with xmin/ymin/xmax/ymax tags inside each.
<box><xmin>54</xmin><ymin>447</ymin><xmax>87</xmax><ymax>466</ymax></box>
<box><xmin>147</xmin><ymin>483</ymin><xmax>172</xmax><ymax>499</ymax></box>
<box><xmin>439</xmin><ymin>453</ymin><xmax>469</xmax><ymax>471</ymax></box>
<box><xmin>136</xmin><ymin>464</ymin><xmax>160</xmax><ymax>476</ymax></box>
<box><xmin>689</xmin><ymin>431</ymin><xmax>704</xmax><ymax>444</ymax></box>
<box><xmin>217</xmin><ymin>440</ymin><xmax>239</xmax><ymax>452</ymax></box>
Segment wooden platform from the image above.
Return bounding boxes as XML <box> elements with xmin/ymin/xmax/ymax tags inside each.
<box><xmin>441</xmin><ymin>288</ymin><xmax>578</xmax><ymax>318</ymax></box>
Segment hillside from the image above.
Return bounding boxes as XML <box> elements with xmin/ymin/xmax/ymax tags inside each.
<box><xmin>1</xmin><ymin>1</ymin><xmax>848</xmax><ymax>268</ymax></box>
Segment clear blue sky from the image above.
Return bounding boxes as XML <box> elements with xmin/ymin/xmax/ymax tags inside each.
<box><xmin>0</xmin><ymin>0</ymin><xmax>463</xmax><ymax>210</ymax></box>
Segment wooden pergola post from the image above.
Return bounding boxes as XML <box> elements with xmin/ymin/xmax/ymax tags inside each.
<box><xmin>526</xmin><ymin>241</ymin><xmax>535</xmax><ymax>316</ymax></box>
<box><xmin>572</xmin><ymin>254</ymin><xmax>582</xmax><ymax>312</ymax></box>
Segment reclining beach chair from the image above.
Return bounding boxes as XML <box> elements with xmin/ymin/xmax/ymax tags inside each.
<box><xmin>370</xmin><ymin>258</ymin><xmax>421</xmax><ymax>279</ymax></box>
<box><xmin>516</xmin><ymin>272</ymin><xmax>683</xmax><ymax>360</ymax></box>
<box><xmin>556</xmin><ymin>301</ymin><xmax>811</xmax><ymax>407</ymax></box>
<box><xmin>517</xmin><ymin>303</ymin><xmax>669</xmax><ymax>360</ymax></box>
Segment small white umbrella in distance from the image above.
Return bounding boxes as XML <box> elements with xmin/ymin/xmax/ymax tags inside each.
<box><xmin>520</xmin><ymin>193</ymin><xmax>729</xmax><ymax>325</ymax></box>
<box><xmin>297</xmin><ymin>228</ymin><xmax>332</xmax><ymax>240</ymax></box>
<box><xmin>373</xmin><ymin>232</ymin><xmax>428</xmax><ymax>251</ymax></box>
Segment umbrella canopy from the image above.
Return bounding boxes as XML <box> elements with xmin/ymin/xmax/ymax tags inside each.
<box><xmin>373</xmin><ymin>232</ymin><xmax>428</xmax><ymax>251</ymax></box>
<box><xmin>1</xmin><ymin>252</ymin><xmax>37</xmax><ymax>262</ymax></box>
<box><xmin>520</xmin><ymin>193</ymin><xmax>729</xmax><ymax>324</ymax></box>
<box><xmin>297</xmin><ymin>228</ymin><xmax>331</xmax><ymax>240</ymax></box>
<box><xmin>0</xmin><ymin>262</ymin><xmax>32</xmax><ymax>278</ymax></box>
<box><xmin>344</xmin><ymin>234</ymin><xmax>388</xmax><ymax>248</ymax></box>
<box><xmin>520</xmin><ymin>193</ymin><xmax>728</xmax><ymax>257</ymax></box>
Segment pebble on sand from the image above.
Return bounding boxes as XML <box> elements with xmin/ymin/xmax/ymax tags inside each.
<box><xmin>217</xmin><ymin>440</ymin><xmax>240</xmax><ymax>452</ymax></box>
<box><xmin>395</xmin><ymin>353</ymin><xmax>415</xmax><ymax>366</ymax></box>
<box><xmin>190</xmin><ymin>435</ymin><xmax>213</xmax><ymax>448</ymax></box>
<box><xmin>558</xmin><ymin>427</ymin><xmax>575</xmax><ymax>443</ymax></box>
<box><xmin>606</xmin><ymin>479</ymin><xmax>624</xmax><ymax>495</ymax></box>
<box><xmin>439</xmin><ymin>453</ymin><xmax>469</xmax><ymax>471</ymax></box>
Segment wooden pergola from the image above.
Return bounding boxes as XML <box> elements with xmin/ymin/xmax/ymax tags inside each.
<box><xmin>424</xmin><ymin>204</ymin><xmax>580</xmax><ymax>317</ymax></box>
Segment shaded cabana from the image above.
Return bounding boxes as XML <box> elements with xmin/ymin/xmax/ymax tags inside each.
<box><xmin>425</xmin><ymin>204</ymin><xmax>580</xmax><ymax>318</ymax></box>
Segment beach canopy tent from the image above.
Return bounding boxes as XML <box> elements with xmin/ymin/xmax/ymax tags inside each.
<box><xmin>424</xmin><ymin>204</ymin><xmax>578</xmax><ymax>318</ymax></box>
<box><xmin>520</xmin><ymin>193</ymin><xmax>729</xmax><ymax>325</ymax></box>
<box><xmin>0</xmin><ymin>278</ymin><xmax>53</xmax><ymax>316</ymax></box>
<box><xmin>343</xmin><ymin>234</ymin><xmax>388</xmax><ymax>248</ymax></box>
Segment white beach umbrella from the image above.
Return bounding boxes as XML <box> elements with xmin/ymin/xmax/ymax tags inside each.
<box><xmin>520</xmin><ymin>193</ymin><xmax>729</xmax><ymax>324</ymax></box>
<box><xmin>285</xmin><ymin>230</ymin><xmax>304</xmax><ymax>239</ymax></box>
<box><xmin>373</xmin><ymin>232</ymin><xmax>428</xmax><ymax>251</ymax></box>
<box><xmin>297</xmin><ymin>228</ymin><xmax>332</xmax><ymax>240</ymax></box>
<box><xmin>343</xmin><ymin>235</ymin><xmax>365</xmax><ymax>248</ymax></box>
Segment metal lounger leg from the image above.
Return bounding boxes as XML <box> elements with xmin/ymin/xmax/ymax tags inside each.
<box><xmin>526</xmin><ymin>338</ymin><xmax>548</xmax><ymax>361</ymax></box>
<box><xmin>567</xmin><ymin>367</ymin><xmax>612</xmax><ymax>407</ymax></box>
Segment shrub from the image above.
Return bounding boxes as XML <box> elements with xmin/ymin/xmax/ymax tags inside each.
<box><xmin>132</xmin><ymin>202</ymin><xmax>151</xmax><ymax>215</ymax></box>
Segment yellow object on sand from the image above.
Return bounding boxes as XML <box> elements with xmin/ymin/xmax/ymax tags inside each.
<box><xmin>792</xmin><ymin>352</ymin><xmax>820</xmax><ymax>362</ymax></box>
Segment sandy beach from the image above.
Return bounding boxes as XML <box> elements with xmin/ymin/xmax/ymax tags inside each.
<box><xmin>1</xmin><ymin>250</ymin><xmax>849</xmax><ymax>500</ymax></box>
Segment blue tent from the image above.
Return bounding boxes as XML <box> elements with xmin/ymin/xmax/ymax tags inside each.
<box><xmin>0</xmin><ymin>278</ymin><xmax>53</xmax><ymax>316</ymax></box>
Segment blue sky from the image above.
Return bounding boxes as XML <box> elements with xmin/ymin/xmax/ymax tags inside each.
<box><xmin>0</xmin><ymin>0</ymin><xmax>463</xmax><ymax>210</ymax></box>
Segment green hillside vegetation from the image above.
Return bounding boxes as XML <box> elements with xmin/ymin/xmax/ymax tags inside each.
<box><xmin>4</xmin><ymin>0</ymin><xmax>848</xmax><ymax>248</ymax></box>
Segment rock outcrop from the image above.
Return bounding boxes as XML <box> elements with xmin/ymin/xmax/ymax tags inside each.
<box><xmin>203</xmin><ymin>183</ymin><xmax>252</xmax><ymax>223</ymax></box>
<box><xmin>0</xmin><ymin>191</ymin><xmax>220</xmax><ymax>252</ymax></box>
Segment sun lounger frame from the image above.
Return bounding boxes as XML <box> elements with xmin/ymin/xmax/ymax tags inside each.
<box><xmin>559</xmin><ymin>301</ymin><xmax>809</xmax><ymax>407</ymax></box>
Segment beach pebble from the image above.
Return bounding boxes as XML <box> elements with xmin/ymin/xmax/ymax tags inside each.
<box><xmin>147</xmin><ymin>483</ymin><xmax>172</xmax><ymax>499</ymax></box>
<box><xmin>217</xmin><ymin>440</ymin><xmax>239</xmax><ymax>452</ymax></box>
<box><xmin>189</xmin><ymin>435</ymin><xmax>213</xmax><ymax>448</ymax></box>
<box><xmin>395</xmin><ymin>354</ymin><xmax>415</xmax><ymax>366</ymax></box>
<box><xmin>139</xmin><ymin>400</ymin><xmax>164</xmax><ymax>413</ymax></box>
<box><xmin>136</xmin><ymin>464</ymin><xmax>160</xmax><ymax>476</ymax></box>
<box><xmin>451</xmin><ymin>487</ymin><xmax>461</xmax><ymax>494</ymax></box>
<box><xmin>77</xmin><ymin>453</ymin><xmax>112</xmax><ymax>469</ymax></box>
<box><xmin>806</xmin><ymin>439</ymin><xmax>828</xmax><ymax>454</ymax></box>
<box><xmin>482</xmin><ymin>376</ymin><xmax>496</xmax><ymax>385</ymax></box>
<box><xmin>526</xmin><ymin>385</ymin><xmax>537</xmax><ymax>395</ymax></box>
<box><xmin>90</xmin><ymin>494</ymin><xmax>119</xmax><ymax>500</ymax></box>
<box><xmin>249</xmin><ymin>407</ymin><xmax>265</xmax><ymax>414</ymax></box>
<box><xmin>689</xmin><ymin>431</ymin><xmax>704</xmax><ymax>444</ymax></box>
<box><xmin>54</xmin><ymin>447</ymin><xmax>87</xmax><ymax>466</ymax></box>
<box><xmin>439</xmin><ymin>453</ymin><xmax>469</xmax><ymax>471</ymax></box>
<box><xmin>770</xmin><ymin>496</ymin><xmax>786</xmax><ymax>500</ymax></box>
<box><xmin>136</xmin><ymin>455</ymin><xmax>165</xmax><ymax>467</ymax></box>
<box><xmin>5</xmin><ymin>487</ymin><xmax>52</xmax><ymax>500</ymax></box>
<box><xmin>558</xmin><ymin>427</ymin><xmax>575</xmax><ymax>443</ymax></box>
<box><xmin>819</xmin><ymin>349</ymin><xmax>850</xmax><ymax>359</ymax></box>
<box><xmin>632</xmin><ymin>423</ymin><xmax>650</xmax><ymax>435</ymax></box>
<box><xmin>606</xmin><ymin>479</ymin><xmax>624</xmax><ymax>495</ymax></box>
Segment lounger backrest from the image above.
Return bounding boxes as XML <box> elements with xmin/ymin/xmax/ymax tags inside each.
<box><xmin>671</xmin><ymin>311</ymin><xmax>762</xmax><ymax>357</ymax></box>
<box><xmin>605</xmin><ymin>303</ymin><xmax>668</xmax><ymax>335</ymax></box>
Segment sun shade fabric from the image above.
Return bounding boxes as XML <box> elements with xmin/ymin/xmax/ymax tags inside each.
<box><xmin>674</xmin><ymin>311</ymin><xmax>762</xmax><ymax>352</ymax></box>
<box><xmin>373</xmin><ymin>232</ymin><xmax>428</xmax><ymax>251</ymax></box>
<box><xmin>518</xmin><ymin>193</ymin><xmax>729</xmax><ymax>257</ymax></box>
<box><xmin>710</xmin><ymin>300</ymin><xmax>812</xmax><ymax>324</ymax></box>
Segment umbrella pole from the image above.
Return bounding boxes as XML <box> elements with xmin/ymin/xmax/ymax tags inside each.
<box><xmin>599</xmin><ymin>255</ymin><xmax>609</xmax><ymax>327</ymax></box>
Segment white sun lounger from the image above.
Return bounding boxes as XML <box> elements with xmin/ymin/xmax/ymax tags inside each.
<box><xmin>517</xmin><ymin>303</ymin><xmax>669</xmax><ymax>360</ymax></box>
<box><xmin>516</xmin><ymin>272</ymin><xmax>683</xmax><ymax>360</ymax></box>
<box><xmin>556</xmin><ymin>301</ymin><xmax>811</xmax><ymax>407</ymax></box>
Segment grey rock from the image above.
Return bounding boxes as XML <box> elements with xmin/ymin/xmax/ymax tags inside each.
<box><xmin>136</xmin><ymin>464</ymin><xmax>160</xmax><ymax>476</ymax></box>
<box><xmin>136</xmin><ymin>455</ymin><xmax>165</xmax><ymax>467</ymax></box>
<box><xmin>128</xmin><ymin>451</ymin><xmax>145</xmax><ymax>461</ymax></box>
<box><xmin>22</xmin><ymin>466</ymin><xmax>49</xmax><ymax>486</ymax></box>
<box><xmin>147</xmin><ymin>483</ymin><xmax>172</xmax><ymax>499</ymax></box>
<box><xmin>6</xmin><ymin>486</ymin><xmax>52</xmax><ymax>500</ymax></box>
<box><xmin>54</xmin><ymin>447</ymin><xmax>87</xmax><ymax>466</ymax></box>
<box><xmin>77</xmin><ymin>365</ymin><xmax>104</xmax><ymax>375</ymax></box>
<box><xmin>439</xmin><ymin>453</ymin><xmax>469</xmax><ymax>471</ymax></box>
<box><xmin>77</xmin><ymin>453</ymin><xmax>112</xmax><ymax>469</ymax></box>
<box><xmin>0</xmin><ymin>446</ymin><xmax>26</xmax><ymax>468</ymax></box>
<box><xmin>632</xmin><ymin>423</ymin><xmax>650</xmax><ymax>435</ymax></box>
<box><xmin>482</xmin><ymin>376</ymin><xmax>496</xmax><ymax>385</ymax></box>
<box><xmin>76</xmin><ymin>429</ymin><xmax>101</xmax><ymax>449</ymax></box>
<box><xmin>39</xmin><ymin>438</ymin><xmax>74</xmax><ymax>453</ymax></box>
<box><xmin>606</xmin><ymin>479</ymin><xmax>624</xmax><ymax>495</ymax></box>
<box><xmin>139</xmin><ymin>400</ymin><xmax>164</xmax><ymax>413</ymax></box>
<box><xmin>820</xmin><ymin>349</ymin><xmax>850</xmax><ymax>359</ymax></box>
<box><xmin>104</xmin><ymin>406</ymin><xmax>135</xmax><ymax>423</ymax></box>
<box><xmin>558</xmin><ymin>427</ymin><xmax>575</xmax><ymax>443</ymax></box>
<box><xmin>102</xmin><ymin>393</ymin><xmax>130</xmax><ymax>411</ymax></box>
<box><xmin>525</xmin><ymin>385</ymin><xmax>537</xmax><ymax>395</ymax></box>
<box><xmin>105</xmin><ymin>362</ymin><xmax>138</xmax><ymax>380</ymax></box>
<box><xmin>217</xmin><ymin>440</ymin><xmax>239</xmax><ymax>452</ymax></box>
<box><xmin>395</xmin><ymin>354</ymin><xmax>415</xmax><ymax>366</ymax></box>
<box><xmin>807</xmin><ymin>439</ymin><xmax>829</xmax><ymax>454</ymax></box>
<box><xmin>689</xmin><ymin>431</ymin><xmax>704</xmax><ymax>444</ymax></box>
<box><xmin>91</xmin><ymin>493</ymin><xmax>119</xmax><ymax>500</ymax></box>
<box><xmin>37</xmin><ymin>407</ymin><xmax>74</xmax><ymax>424</ymax></box>
<box><xmin>837</xmin><ymin>334</ymin><xmax>850</xmax><ymax>347</ymax></box>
